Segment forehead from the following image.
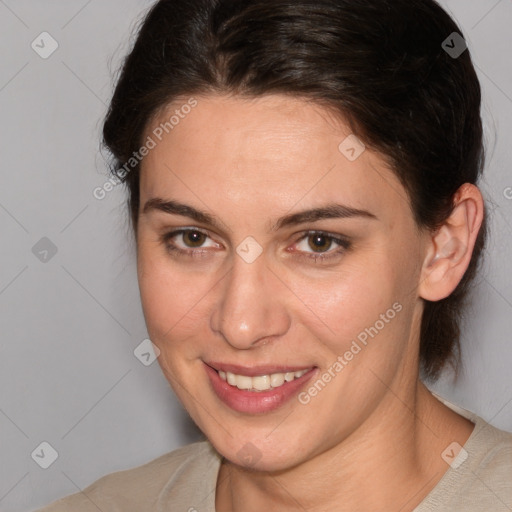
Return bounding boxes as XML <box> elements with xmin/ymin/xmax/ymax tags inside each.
<box><xmin>145</xmin><ymin>94</ymin><xmax>347</xmax><ymax>162</ymax></box>
<box><xmin>139</xmin><ymin>94</ymin><xmax>408</xmax><ymax>221</ymax></box>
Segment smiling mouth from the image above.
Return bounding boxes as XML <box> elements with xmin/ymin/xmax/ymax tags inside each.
<box><xmin>216</xmin><ymin>368</ymin><xmax>314</xmax><ymax>392</ymax></box>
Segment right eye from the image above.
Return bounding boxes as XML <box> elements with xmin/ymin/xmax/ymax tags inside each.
<box><xmin>161</xmin><ymin>228</ymin><xmax>222</xmax><ymax>257</ymax></box>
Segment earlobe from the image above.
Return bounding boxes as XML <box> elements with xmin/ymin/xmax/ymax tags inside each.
<box><xmin>419</xmin><ymin>184</ymin><xmax>484</xmax><ymax>302</ymax></box>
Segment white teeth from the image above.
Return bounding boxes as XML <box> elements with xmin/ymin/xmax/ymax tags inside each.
<box><xmin>235</xmin><ymin>375</ymin><xmax>252</xmax><ymax>390</ymax></box>
<box><xmin>270</xmin><ymin>373</ymin><xmax>285</xmax><ymax>388</ymax></box>
<box><xmin>226</xmin><ymin>372</ymin><xmax>236</xmax><ymax>386</ymax></box>
<box><xmin>252</xmin><ymin>375</ymin><xmax>270</xmax><ymax>391</ymax></box>
<box><xmin>218</xmin><ymin>368</ymin><xmax>310</xmax><ymax>392</ymax></box>
<box><xmin>284</xmin><ymin>372</ymin><xmax>295</xmax><ymax>382</ymax></box>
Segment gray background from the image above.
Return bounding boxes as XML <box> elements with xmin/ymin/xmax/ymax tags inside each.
<box><xmin>0</xmin><ymin>1</ymin><xmax>510</xmax><ymax>510</ymax></box>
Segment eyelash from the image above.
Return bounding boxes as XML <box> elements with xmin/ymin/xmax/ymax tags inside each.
<box><xmin>161</xmin><ymin>228</ymin><xmax>351</xmax><ymax>263</ymax></box>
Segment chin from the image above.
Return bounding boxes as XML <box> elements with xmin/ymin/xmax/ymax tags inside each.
<box><xmin>210</xmin><ymin>433</ymin><xmax>311</xmax><ymax>473</ymax></box>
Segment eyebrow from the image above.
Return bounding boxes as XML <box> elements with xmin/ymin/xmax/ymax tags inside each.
<box><xmin>142</xmin><ymin>198</ymin><xmax>377</xmax><ymax>232</ymax></box>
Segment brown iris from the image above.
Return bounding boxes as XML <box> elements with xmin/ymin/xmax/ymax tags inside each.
<box><xmin>308</xmin><ymin>234</ymin><xmax>332</xmax><ymax>253</ymax></box>
<box><xmin>182</xmin><ymin>230</ymin><xmax>207</xmax><ymax>247</ymax></box>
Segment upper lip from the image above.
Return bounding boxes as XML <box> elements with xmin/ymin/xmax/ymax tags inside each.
<box><xmin>205</xmin><ymin>361</ymin><xmax>316</xmax><ymax>377</ymax></box>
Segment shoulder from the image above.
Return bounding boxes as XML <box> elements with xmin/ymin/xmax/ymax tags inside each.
<box><xmin>34</xmin><ymin>440</ymin><xmax>221</xmax><ymax>512</ymax></box>
<box><xmin>418</xmin><ymin>408</ymin><xmax>512</xmax><ymax>512</ymax></box>
<box><xmin>450</xmin><ymin>419</ymin><xmax>512</xmax><ymax>509</ymax></box>
<box><xmin>443</xmin><ymin>398</ymin><xmax>512</xmax><ymax>478</ymax></box>
<box><xmin>469</xmin><ymin>419</ymin><xmax>512</xmax><ymax>482</ymax></box>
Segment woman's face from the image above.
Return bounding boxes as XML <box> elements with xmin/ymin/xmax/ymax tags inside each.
<box><xmin>137</xmin><ymin>94</ymin><xmax>428</xmax><ymax>471</ymax></box>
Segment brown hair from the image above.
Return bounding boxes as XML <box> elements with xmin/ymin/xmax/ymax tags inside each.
<box><xmin>102</xmin><ymin>0</ymin><xmax>487</xmax><ymax>381</ymax></box>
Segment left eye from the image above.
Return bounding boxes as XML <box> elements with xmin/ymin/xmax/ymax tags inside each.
<box><xmin>293</xmin><ymin>232</ymin><xmax>350</xmax><ymax>257</ymax></box>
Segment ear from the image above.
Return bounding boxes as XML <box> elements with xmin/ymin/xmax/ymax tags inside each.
<box><xmin>419</xmin><ymin>183</ymin><xmax>484</xmax><ymax>302</ymax></box>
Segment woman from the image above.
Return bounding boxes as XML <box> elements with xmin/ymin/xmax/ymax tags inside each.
<box><xmin>38</xmin><ymin>0</ymin><xmax>512</xmax><ymax>510</ymax></box>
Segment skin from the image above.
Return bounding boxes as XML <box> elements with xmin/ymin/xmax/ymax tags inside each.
<box><xmin>136</xmin><ymin>94</ymin><xmax>484</xmax><ymax>512</ymax></box>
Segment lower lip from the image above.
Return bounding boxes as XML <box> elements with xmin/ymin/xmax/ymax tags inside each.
<box><xmin>204</xmin><ymin>363</ymin><xmax>317</xmax><ymax>414</ymax></box>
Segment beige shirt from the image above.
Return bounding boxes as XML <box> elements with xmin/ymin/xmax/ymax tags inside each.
<box><xmin>36</xmin><ymin>399</ymin><xmax>512</xmax><ymax>511</ymax></box>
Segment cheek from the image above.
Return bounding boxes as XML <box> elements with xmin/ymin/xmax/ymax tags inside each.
<box><xmin>301</xmin><ymin>254</ymin><xmax>414</xmax><ymax>370</ymax></box>
<box><xmin>137</xmin><ymin>245</ymin><xmax>212</xmax><ymax>351</ymax></box>
<box><xmin>291</xmin><ymin>257</ymin><xmax>398</xmax><ymax>337</ymax></box>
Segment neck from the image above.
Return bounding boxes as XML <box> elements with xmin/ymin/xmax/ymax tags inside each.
<box><xmin>216</xmin><ymin>382</ymin><xmax>474</xmax><ymax>512</ymax></box>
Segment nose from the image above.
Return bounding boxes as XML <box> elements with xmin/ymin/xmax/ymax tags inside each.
<box><xmin>210</xmin><ymin>254</ymin><xmax>291</xmax><ymax>350</ymax></box>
